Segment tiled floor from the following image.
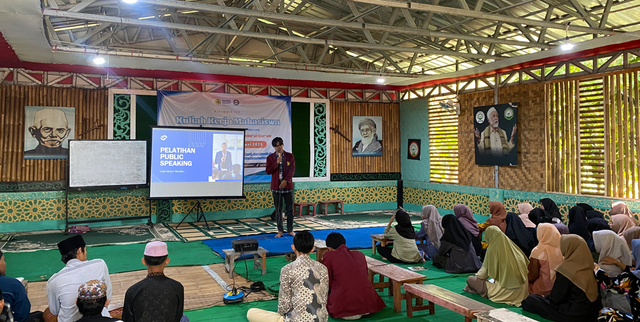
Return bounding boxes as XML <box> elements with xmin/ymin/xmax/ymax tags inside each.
<box><xmin>27</xmin><ymin>263</ymin><xmax>274</xmax><ymax>312</ymax></box>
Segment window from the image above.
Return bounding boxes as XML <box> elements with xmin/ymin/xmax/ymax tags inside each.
<box><xmin>429</xmin><ymin>94</ymin><xmax>459</xmax><ymax>183</ymax></box>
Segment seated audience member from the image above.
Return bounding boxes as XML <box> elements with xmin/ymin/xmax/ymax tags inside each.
<box><xmin>432</xmin><ymin>215</ymin><xmax>481</xmax><ymax>274</ymax></box>
<box><xmin>416</xmin><ymin>205</ymin><xmax>443</xmax><ymax>259</ymax></box>
<box><xmin>612</xmin><ymin>201</ymin><xmax>637</xmax><ymax>224</ymax></box>
<box><xmin>123</xmin><ymin>241</ymin><xmax>185</xmax><ymax>322</ymax></box>
<box><xmin>45</xmin><ymin>235</ymin><xmax>112</xmax><ymax>322</ymax></box>
<box><xmin>527</xmin><ymin>223</ymin><xmax>563</xmax><ymax>296</ymax></box>
<box><xmin>595</xmin><ymin>239</ymin><xmax>640</xmax><ymax>322</ymax></box>
<box><xmin>480</xmin><ymin>202</ymin><xmax>507</xmax><ymax>234</ymax></box>
<box><xmin>76</xmin><ymin>280</ymin><xmax>121</xmax><ymax>322</ymax></box>
<box><xmin>518</xmin><ymin>203</ymin><xmax>537</xmax><ymax>229</ymax></box>
<box><xmin>586</xmin><ymin>210</ymin><xmax>611</xmax><ymax>239</ymax></box>
<box><xmin>453</xmin><ymin>204</ymin><xmax>483</xmax><ymax>255</ymax></box>
<box><xmin>612</xmin><ymin>214</ymin><xmax>637</xmax><ymax>237</ymax></box>
<box><xmin>0</xmin><ymin>251</ymin><xmax>35</xmax><ymax>322</ymax></box>
<box><xmin>529</xmin><ymin>208</ymin><xmax>570</xmax><ymax>235</ymax></box>
<box><xmin>377</xmin><ymin>209</ymin><xmax>422</xmax><ymax>264</ymax></box>
<box><xmin>321</xmin><ymin>232</ymin><xmax>385</xmax><ymax>320</ymax></box>
<box><xmin>505</xmin><ymin>213</ymin><xmax>537</xmax><ymax>257</ymax></box>
<box><xmin>577</xmin><ymin>203</ymin><xmax>595</xmax><ymax>213</ymax></box>
<box><xmin>593</xmin><ymin>230</ymin><xmax>633</xmax><ymax>313</ymax></box>
<box><xmin>247</xmin><ymin>231</ymin><xmax>328</xmax><ymax>322</ymax></box>
<box><xmin>568</xmin><ymin>206</ymin><xmax>591</xmax><ymax>243</ymax></box>
<box><xmin>540</xmin><ymin>198</ymin><xmax>562</xmax><ymax>221</ymax></box>
<box><xmin>464</xmin><ymin>226</ymin><xmax>529</xmax><ymax>306</ymax></box>
<box><xmin>588</xmin><ymin>210</ymin><xmax>606</xmax><ymax>219</ymax></box>
<box><xmin>623</xmin><ymin>227</ymin><xmax>640</xmax><ymax>250</ymax></box>
<box><xmin>522</xmin><ymin>235</ymin><xmax>602</xmax><ymax>322</ymax></box>
<box><xmin>0</xmin><ymin>287</ymin><xmax>14</xmax><ymax>322</ymax></box>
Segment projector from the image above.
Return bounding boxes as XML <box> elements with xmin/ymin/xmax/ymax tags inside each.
<box><xmin>232</xmin><ymin>238</ymin><xmax>259</xmax><ymax>252</ymax></box>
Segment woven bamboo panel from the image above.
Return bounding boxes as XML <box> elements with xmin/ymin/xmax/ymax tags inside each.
<box><xmin>0</xmin><ymin>84</ymin><xmax>108</xmax><ymax>182</ymax></box>
<box><xmin>458</xmin><ymin>83</ymin><xmax>546</xmax><ymax>191</ymax></box>
<box><xmin>330</xmin><ymin>102</ymin><xmax>400</xmax><ymax>174</ymax></box>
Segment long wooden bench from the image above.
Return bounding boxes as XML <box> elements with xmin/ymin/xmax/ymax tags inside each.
<box><xmin>403</xmin><ymin>284</ymin><xmax>494</xmax><ymax>321</ymax></box>
<box><xmin>475</xmin><ymin>308</ymin><xmax>538</xmax><ymax>322</ymax></box>
<box><xmin>368</xmin><ymin>263</ymin><xmax>426</xmax><ymax>313</ymax></box>
<box><xmin>370</xmin><ymin>233</ymin><xmax>427</xmax><ymax>255</ymax></box>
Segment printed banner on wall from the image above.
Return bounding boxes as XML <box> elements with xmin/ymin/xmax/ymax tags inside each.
<box><xmin>157</xmin><ymin>91</ymin><xmax>291</xmax><ymax>183</ymax></box>
<box><xmin>24</xmin><ymin>106</ymin><xmax>75</xmax><ymax>159</ymax></box>
<box><xmin>473</xmin><ymin>102</ymin><xmax>518</xmax><ymax>166</ymax></box>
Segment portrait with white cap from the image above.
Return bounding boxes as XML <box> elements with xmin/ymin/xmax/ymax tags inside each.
<box><xmin>352</xmin><ymin>116</ymin><xmax>383</xmax><ymax>156</ymax></box>
<box><xmin>473</xmin><ymin>103</ymin><xmax>518</xmax><ymax>166</ymax></box>
<box><xmin>24</xmin><ymin>106</ymin><xmax>75</xmax><ymax>159</ymax></box>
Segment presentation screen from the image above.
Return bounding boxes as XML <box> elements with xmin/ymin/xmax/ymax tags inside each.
<box><xmin>149</xmin><ymin>126</ymin><xmax>245</xmax><ymax>199</ymax></box>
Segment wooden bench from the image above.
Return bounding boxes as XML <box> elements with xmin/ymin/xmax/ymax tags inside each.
<box><xmin>365</xmin><ymin>255</ymin><xmax>388</xmax><ymax>267</ymax></box>
<box><xmin>475</xmin><ymin>308</ymin><xmax>538</xmax><ymax>322</ymax></box>
<box><xmin>223</xmin><ymin>247</ymin><xmax>268</xmax><ymax>278</ymax></box>
<box><xmin>403</xmin><ymin>284</ymin><xmax>494</xmax><ymax>321</ymax></box>
<box><xmin>368</xmin><ymin>264</ymin><xmax>426</xmax><ymax>313</ymax></box>
<box><xmin>294</xmin><ymin>202</ymin><xmax>316</xmax><ymax>217</ymax></box>
<box><xmin>370</xmin><ymin>234</ymin><xmax>426</xmax><ymax>255</ymax></box>
<box><xmin>318</xmin><ymin>200</ymin><xmax>344</xmax><ymax>215</ymax></box>
<box><xmin>314</xmin><ymin>239</ymin><xmax>329</xmax><ymax>263</ymax></box>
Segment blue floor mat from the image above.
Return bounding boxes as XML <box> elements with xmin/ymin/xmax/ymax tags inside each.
<box><xmin>203</xmin><ymin>227</ymin><xmax>386</xmax><ymax>258</ymax></box>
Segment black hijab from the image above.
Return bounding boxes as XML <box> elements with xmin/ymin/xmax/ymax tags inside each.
<box><xmin>505</xmin><ymin>212</ymin><xmax>537</xmax><ymax>257</ymax></box>
<box><xmin>577</xmin><ymin>203</ymin><xmax>594</xmax><ymax>213</ymax></box>
<box><xmin>587</xmin><ymin>218</ymin><xmax>611</xmax><ymax>234</ymax></box>
<box><xmin>528</xmin><ymin>208</ymin><xmax>550</xmax><ymax>226</ymax></box>
<box><xmin>540</xmin><ymin>198</ymin><xmax>561</xmax><ymax>220</ymax></box>
<box><xmin>586</xmin><ymin>210</ymin><xmax>605</xmax><ymax>219</ymax></box>
<box><xmin>394</xmin><ymin>209</ymin><xmax>416</xmax><ymax>239</ymax></box>
<box><xmin>440</xmin><ymin>214</ymin><xmax>473</xmax><ymax>251</ymax></box>
<box><xmin>568</xmin><ymin>206</ymin><xmax>591</xmax><ymax>242</ymax></box>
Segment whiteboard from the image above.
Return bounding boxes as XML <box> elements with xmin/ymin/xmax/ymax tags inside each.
<box><xmin>69</xmin><ymin>140</ymin><xmax>147</xmax><ymax>189</ymax></box>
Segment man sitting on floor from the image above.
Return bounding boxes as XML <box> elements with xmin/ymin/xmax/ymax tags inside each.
<box><xmin>0</xmin><ymin>250</ymin><xmax>37</xmax><ymax>322</ymax></box>
<box><xmin>45</xmin><ymin>235</ymin><xmax>112</xmax><ymax>322</ymax></box>
<box><xmin>246</xmin><ymin>231</ymin><xmax>329</xmax><ymax>322</ymax></box>
<box><xmin>76</xmin><ymin>280</ymin><xmax>121</xmax><ymax>322</ymax></box>
<box><xmin>322</xmin><ymin>232</ymin><xmax>385</xmax><ymax>320</ymax></box>
<box><xmin>122</xmin><ymin>241</ymin><xmax>185</xmax><ymax>322</ymax></box>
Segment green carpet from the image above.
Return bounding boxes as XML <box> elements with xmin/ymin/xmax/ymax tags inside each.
<box><xmin>5</xmin><ymin>241</ymin><xmax>224</xmax><ymax>281</ymax></box>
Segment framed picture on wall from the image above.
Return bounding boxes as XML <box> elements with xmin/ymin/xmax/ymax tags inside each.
<box><xmin>352</xmin><ymin>116</ymin><xmax>383</xmax><ymax>156</ymax></box>
<box><xmin>24</xmin><ymin>106</ymin><xmax>75</xmax><ymax>159</ymax></box>
<box><xmin>473</xmin><ymin>103</ymin><xmax>518</xmax><ymax>166</ymax></box>
<box><xmin>408</xmin><ymin>139</ymin><xmax>421</xmax><ymax>160</ymax></box>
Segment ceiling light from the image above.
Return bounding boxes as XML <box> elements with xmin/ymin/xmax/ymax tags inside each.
<box><xmin>561</xmin><ymin>42</ymin><xmax>574</xmax><ymax>51</ymax></box>
<box><xmin>93</xmin><ymin>56</ymin><xmax>106</xmax><ymax>65</ymax></box>
<box><xmin>122</xmin><ymin>0</ymin><xmax>138</xmax><ymax>3</ymax></box>
<box><xmin>377</xmin><ymin>77</ymin><xmax>385</xmax><ymax>84</ymax></box>
<box><xmin>560</xmin><ymin>22</ymin><xmax>574</xmax><ymax>51</ymax></box>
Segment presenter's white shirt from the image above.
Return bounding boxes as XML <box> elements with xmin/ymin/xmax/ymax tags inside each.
<box><xmin>46</xmin><ymin>258</ymin><xmax>112</xmax><ymax>322</ymax></box>
<box><xmin>477</xmin><ymin>128</ymin><xmax>514</xmax><ymax>157</ymax></box>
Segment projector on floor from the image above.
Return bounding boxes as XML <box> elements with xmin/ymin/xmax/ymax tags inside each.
<box><xmin>232</xmin><ymin>238</ymin><xmax>259</xmax><ymax>252</ymax></box>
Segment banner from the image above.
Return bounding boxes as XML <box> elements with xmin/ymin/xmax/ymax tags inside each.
<box><xmin>473</xmin><ymin>102</ymin><xmax>518</xmax><ymax>166</ymax></box>
<box><xmin>158</xmin><ymin>91</ymin><xmax>291</xmax><ymax>183</ymax></box>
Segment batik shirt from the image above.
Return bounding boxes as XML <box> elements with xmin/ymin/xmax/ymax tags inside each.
<box><xmin>595</xmin><ymin>267</ymin><xmax>640</xmax><ymax>322</ymax></box>
<box><xmin>278</xmin><ymin>254</ymin><xmax>329</xmax><ymax>322</ymax></box>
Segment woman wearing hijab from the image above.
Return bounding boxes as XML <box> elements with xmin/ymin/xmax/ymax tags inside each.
<box><xmin>595</xmin><ymin>239</ymin><xmax>640</xmax><ymax>321</ymax></box>
<box><xmin>416</xmin><ymin>205</ymin><xmax>444</xmax><ymax>251</ymax></box>
<box><xmin>612</xmin><ymin>214</ymin><xmax>637</xmax><ymax>237</ymax></box>
<box><xmin>587</xmin><ymin>210</ymin><xmax>605</xmax><ymax>219</ymax></box>
<box><xmin>624</xmin><ymin>227</ymin><xmax>640</xmax><ymax>250</ymax></box>
<box><xmin>529</xmin><ymin>208</ymin><xmax>570</xmax><ymax>235</ymax></box>
<box><xmin>454</xmin><ymin>204</ymin><xmax>483</xmax><ymax>256</ymax></box>
<box><xmin>480</xmin><ymin>202</ymin><xmax>508</xmax><ymax>233</ymax></box>
<box><xmin>612</xmin><ymin>201</ymin><xmax>637</xmax><ymax>224</ymax></box>
<box><xmin>587</xmin><ymin>217</ymin><xmax>611</xmax><ymax>234</ymax></box>
<box><xmin>464</xmin><ymin>226</ymin><xmax>529</xmax><ymax>306</ymax></box>
<box><xmin>528</xmin><ymin>223</ymin><xmax>563</xmax><ymax>296</ymax></box>
<box><xmin>540</xmin><ymin>198</ymin><xmax>562</xmax><ymax>221</ymax></box>
<box><xmin>432</xmin><ymin>215</ymin><xmax>482</xmax><ymax>274</ymax></box>
<box><xmin>522</xmin><ymin>235</ymin><xmax>602</xmax><ymax>322</ymax></box>
<box><xmin>577</xmin><ymin>203</ymin><xmax>595</xmax><ymax>213</ymax></box>
<box><xmin>377</xmin><ymin>209</ymin><xmax>422</xmax><ymax>264</ymax></box>
<box><xmin>568</xmin><ymin>206</ymin><xmax>591</xmax><ymax>242</ymax></box>
<box><xmin>518</xmin><ymin>203</ymin><xmax>536</xmax><ymax>229</ymax></box>
<box><xmin>593</xmin><ymin>229</ymin><xmax>633</xmax><ymax>313</ymax></box>
<box><xmin>505</xmin><ymin>213</ymin><xmax>537</xmax><ymax>257</ymax></box>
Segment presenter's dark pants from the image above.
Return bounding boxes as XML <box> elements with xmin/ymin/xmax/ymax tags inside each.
<box><xmin>272</xmin><ymin>190</ymin><xmax>294</xmax><ymax>233</ymax></box>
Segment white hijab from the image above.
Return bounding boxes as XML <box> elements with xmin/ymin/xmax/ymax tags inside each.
<box><xmin>593</xmin><ymin>230</ymin><xmax>632</xmax><ymax>276</ymax></box>
<box><xmin>421</xmin><ymin>205</ymin><xmax>444</xmax><ymax>249</ymax></box>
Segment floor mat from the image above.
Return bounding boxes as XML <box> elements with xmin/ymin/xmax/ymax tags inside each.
<box><xmin>166</xmin><ymin>217</ymin><xmax>330</xmax><ymax>242</ymax></box>
<box><xmin>1</xmin><ymin>224</ymin><xmax>179</xmax><ymax>253</ymax></box>
<box><xmin>306</xmin><ymin>210</ymin><xmax>423</xmax><ymax>229</ymax></box>
<box><xmin>203</xmin><ymin>227</ymin><xmax>388</xmax><ymax>258</ymax></box>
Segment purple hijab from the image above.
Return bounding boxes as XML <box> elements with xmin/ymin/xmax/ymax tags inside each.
<box><xmin>454</xmin><ymin>204</ymin><xmax>479</xmax><ymax>237</ymax></box>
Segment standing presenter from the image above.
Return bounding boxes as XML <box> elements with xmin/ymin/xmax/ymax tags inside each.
<box><xmin>266</xmin><ymin>137</ymin><xmax>296</xmax><ymax>238</ymax></box>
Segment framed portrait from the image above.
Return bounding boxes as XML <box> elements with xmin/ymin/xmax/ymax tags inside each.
<box><xmin>352</xmin><ymin>116</ymin><xmax>383</xmax><ymax>157</ymax></box>
<box><xmin>473</xmin><ymin>102</ymin><xmax>518</xmax><ymax>166</ymax></box>
<box><xmin>408</xmin><ymin>139</ymin><xmax>421</xmax><ymax>160</ymax></box>
<box><xmin>24</xmin><ymin>106</ymin><xmax>75</xmax><ymax>159</ymax></box>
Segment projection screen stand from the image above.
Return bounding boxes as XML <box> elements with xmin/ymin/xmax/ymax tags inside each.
<box><xmin>176</xmin><ymin>199</ymin><xmax>210</xmax><ymax>230</ymax></box>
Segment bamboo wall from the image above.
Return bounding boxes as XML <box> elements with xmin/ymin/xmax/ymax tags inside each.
<box><xmin>458</xmin><ymin>82</ymin><xmax>547</xmax><ymax>191</ymax></box>
<box><xmin>0</xmin><ymin>85</ymin><xmax>108</xmax><ymax>182</ymax></box>
<box><xmin>330</xmin><ymin>102</ymin><xmax>400</xmax><ymax>174</ymax></box>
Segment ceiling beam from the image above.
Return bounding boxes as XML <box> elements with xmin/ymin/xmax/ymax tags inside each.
<box><xmin>345</xmin><ymin>0</ymin><xmax>612</xmax><ymax>34</ymax></box>
<box><xmin>68</xmin><ymin>0</ymin><xmax>98</xmax><ymax>13</ymax></box>
<box><xmin>44</xmin><ymin>9</ymin><xmax>495</xmax><ymax>60</ymax></box>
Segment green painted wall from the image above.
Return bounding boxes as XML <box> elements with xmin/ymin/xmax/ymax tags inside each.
<box><xmin>400</xmin><ymin>98</ymin><xmax>430</xmax><ymax>183</ymax></box>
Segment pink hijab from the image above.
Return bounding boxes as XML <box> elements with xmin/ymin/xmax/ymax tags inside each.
<box><xmin>454</xmin><ymin>204</ymin><xmax>479</xmax><ymax>237</ymax></box>
<box><xmin>612</xmin><ymin>201</ymin><xmax>636</xmax><ymax>224</ymax></box>
<box><xmin>530</xmin><ymin>223</ymin><xmax>564</xmax><ymax>283</ymax></box>
<box><xmin>611</xmin><ymin>214</ymin><xmax>637</xmax><ymax>237</ymax></box>
<box><xmin>518</xmin><ymin>203</ymin><xmax>536</xmax><ymax>228</ymax></box>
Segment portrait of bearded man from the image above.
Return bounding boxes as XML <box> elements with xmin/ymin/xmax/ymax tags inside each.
<box><xmin>24</xmin><ymin>107</ymin><xmax>74</xmax><ymax>159</ymax></box>
<box><xmin>352</xmin><ymin>117</ymin><xmax>383</xmax><ymax>156</ymax></box>
<box><xmin>474</xmin><ymin>107</ymin><xmax>517</xmax><ymax>157</ymax></box>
